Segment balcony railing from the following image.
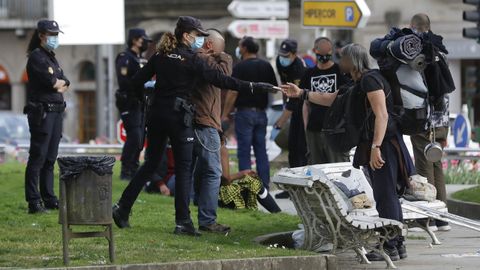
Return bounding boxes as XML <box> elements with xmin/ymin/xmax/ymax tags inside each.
<box><xmin>0</xmin><ymin>0</ymin><xmax>48</xmax><ymax>28</ymax></box>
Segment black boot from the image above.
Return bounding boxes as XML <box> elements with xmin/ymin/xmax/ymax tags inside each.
<box><xmin>258</xmin><ymin>193</ymin><xmax>281</xmax><ymax>213</ymax></box>
<box><xmin>397</xmin><ymin>244</ymin><xmax>407</xmax><ymax>259</ymax></box>
<box><xmin>44</xmin><ymin>199</ymin><xmax>59</xmax><ymax>210</ymax></box>
<box><xmin>28</xmin><ymin>202</ymin><xmax>48</xmax><ymax>214</ymax></box>
<box><xmin>366</xmin><ymin>246</ymin><xmax>400</xmax><ymax>261</ymax></box>
<box><xmin>174</xmin><ymin>222</ymin><xmax>201</xmax><ymax>237</ymax></box>
<box><xmin>274</xmin><ymin>191</ymin><xmax>290</xmax><ymax>199</ymax></box>
<box><xmin>112</xmin><ymin>203</ymin><xmax>131</xmax><ymax>228</ymax></box>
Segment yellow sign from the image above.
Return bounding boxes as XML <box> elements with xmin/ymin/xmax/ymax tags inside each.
<box><xmin>302</xmin><ymin>0</ymin><xmax>370</xmax><ymax>28</ymax></box>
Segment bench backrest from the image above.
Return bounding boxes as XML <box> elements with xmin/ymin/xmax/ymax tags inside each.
<box><xmin>274</xmin><ymin>168</ymin><xmax>353</xmax><ymax>222</ymax></box>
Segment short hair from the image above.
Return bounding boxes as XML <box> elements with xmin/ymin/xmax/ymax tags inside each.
<box><xmin>340</xmin><ymin>43</ymin><xmax>371</xmax><ymax>73</ymax></box>
<box><xmin>240</xmin><ymin>36</ymin><xmax>259</xmax><ymax>54</ymax></box>
<box><xmin>314</xmin><ymin>37</ymin><xmax>332</xmax><ymax>48</ymax></box>
<box><xmin>411</xmin><ymin>13</ymin><xmax>431</xmax><ymax>32</ymax></box>
<box><xmin>206</xmin><ymin>28</ymin><xmax>224</xmax><ymax>41</ymax></box>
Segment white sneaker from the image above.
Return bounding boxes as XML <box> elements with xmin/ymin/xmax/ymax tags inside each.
<box><xmin>437</xmin><ymin>225</ymin><xmax>451</xmax><ymax>231</ymax></box>
<box><xmin>408</xmin><ymin>225</ymin><xmax>438</xmax><ymax>232</ymax></box>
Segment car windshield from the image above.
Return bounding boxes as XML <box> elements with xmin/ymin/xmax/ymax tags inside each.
<box><xmin>0</xmin><ymin>114</ymin><xmax>30</xmax><ymax>142</ymax></box>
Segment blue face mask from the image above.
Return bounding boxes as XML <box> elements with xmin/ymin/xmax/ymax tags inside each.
<box><xmin>45</xmin><ymin>35</ymin><xmax>59</xmax><ymax>51</ymax></box>
<box><xmin>279</xmin><ymin>56</ymin><xmax>293</xmax><ymax>67</ymax></box>
<box><xmin>235</xmin><ymin>47</ymin><xmax>242</xmax><ymax>59</ymax></box>
<box><xmin>189</xmin><ymin>35</ymin><xmax>204</xmax><ymax>50</ymax></box>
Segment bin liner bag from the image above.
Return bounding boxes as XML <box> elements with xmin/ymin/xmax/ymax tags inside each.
<box><xmin>58</xmin><ymin>156</ymin><xmax>116</xmax><ymax>181</ymax></box>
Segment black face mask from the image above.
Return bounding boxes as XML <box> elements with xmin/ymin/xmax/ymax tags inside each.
<box><xmin>316</xmin><ymin>54</ymin><xmax>332</xmax><ymax>64</ymax></box>
<box><xmin>140</xmin><ymin>41</ymin><xmax>149</xmax><ymax>53</ymax></box>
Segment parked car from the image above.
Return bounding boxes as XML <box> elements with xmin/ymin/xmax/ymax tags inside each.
<box><xmin>0</xmin><ymin>111</ymin><xmax>70</xmax><ymax>146</ymax></box>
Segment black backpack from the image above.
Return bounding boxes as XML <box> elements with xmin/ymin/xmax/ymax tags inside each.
<box><xmin>322</xmin><ymin>71</ymin><xmax>395</xmax><ymax>153</ymax></box>
<box><xmin>322</xmin><ymin>83</ymin><xmax>366</xmax><ymax>153</ymax></box>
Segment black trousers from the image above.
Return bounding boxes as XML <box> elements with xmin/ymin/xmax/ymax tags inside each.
<box><xmin>367</xmin><ymin>140</ymin><xmax>403</xmax><ymax>248</ymax></box>
<box><xmin>119</xmin><ymin>98</ymin><xmax>195</xmax><ymax>224</ymax></box>
<box><xmin>25</xmin><ymin>111</ymin><xmax>63</xmax><ymax>204</ymax></box>
<box><xmin>120</xmin><ymin>106</ymin><xmax>145</xmax><ymax>176</ymax></box>
<box><xmin>288</xmin><ymin>112</ymin><xmax>308</xmax><ymax>168</ymax></box>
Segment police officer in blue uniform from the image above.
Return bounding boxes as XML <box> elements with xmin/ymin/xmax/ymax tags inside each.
<box><xmin>24</xmin><ymin>20</ymin><xmax>69</xmax><ymax>214</ymax></box>
<box><xmin>112</xmin><ymin>16</ymin><xmax>274</xmax><ymax>236</ymax></box>
<box><xmin>115</xmin><ymin>28</ymin><xmax>152</xmax><ymax>180</ymax></box>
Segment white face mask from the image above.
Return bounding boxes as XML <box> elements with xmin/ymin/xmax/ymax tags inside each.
<box><xmin>235</xmin><ymin>47</ymin><xmax>241</xmax><ymax>60</ymax></box>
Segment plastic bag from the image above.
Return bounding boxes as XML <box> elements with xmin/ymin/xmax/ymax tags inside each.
<box><xmin>57</xmin><ymin>156</ymin><xmax>116</xmax><ymax>181</ymax></box>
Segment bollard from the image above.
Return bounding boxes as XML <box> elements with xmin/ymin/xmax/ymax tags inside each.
<box><xmin>57</xmin><ymin>156</ymin><xmax>116</xmax><ymax>265</ymax></box>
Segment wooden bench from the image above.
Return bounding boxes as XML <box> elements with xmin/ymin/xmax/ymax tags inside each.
<box><xmin>274</xmin><ymin>167</ymin><xmax>403</xmax><ymax>269</ymax></box>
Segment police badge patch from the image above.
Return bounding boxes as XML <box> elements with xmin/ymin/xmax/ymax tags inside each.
<box><xmin>121</xmin><ymin>67</ymin><xmax>128</xmax><ymax>76</ymax></box>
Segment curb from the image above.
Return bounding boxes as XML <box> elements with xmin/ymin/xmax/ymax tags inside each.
<box><xmin>43</xmin><ymin>255</ymin><xmax>337</xmax><ymax>270</ymax></box>
<box><xmin>447</xmin><ymin>197</ymin><xmax>480</xmax><ymax>220</ymax></box>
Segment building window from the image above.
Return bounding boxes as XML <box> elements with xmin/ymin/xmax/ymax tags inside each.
<box><xmin>78</xmin><ymin>61</ymin><xmax>95</xmax><ymax>82</ymax></box>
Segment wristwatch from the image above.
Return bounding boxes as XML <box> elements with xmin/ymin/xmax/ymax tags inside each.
<box><xmin>371</xmin><ymin>144</ymin><xmax>381</xmax><ymax>149</ymax></box>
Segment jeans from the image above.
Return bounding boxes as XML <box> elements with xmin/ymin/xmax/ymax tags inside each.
<box><xmin>192</xmin><ymin>126</ymin><xmax>222</xmax><ymax>226</ymax></box>
<box><xmin>118</xmin><ymin>97</ymin><xmax>195</xmax><ymax>225</ymax></box>
<box><xmin>25</xmin><ymin>111</ymin><xmax>63</xmax><ymax>204</ymax></box>
<box><xmin>235</xmin><ymin>109</ymin><xmax>270</xmax><ymax>189</ymax></box>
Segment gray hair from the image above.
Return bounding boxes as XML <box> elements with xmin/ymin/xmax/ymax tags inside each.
<box><xmin>340</xmin><ymin>43</ymin><xmax>371</xmax><ymax>73</ymax></box>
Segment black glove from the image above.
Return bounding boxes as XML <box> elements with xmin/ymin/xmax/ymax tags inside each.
<box><xmin>251</xmin><ymin>82</ymin><xmax>275</xmax><ymax>93</ymax></box>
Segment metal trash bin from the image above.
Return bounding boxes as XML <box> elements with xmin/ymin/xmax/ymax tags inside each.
<box><xmin>57</xmin><ymin>156</ymin><xmax>116</xmax><ymax>265</ymax></box>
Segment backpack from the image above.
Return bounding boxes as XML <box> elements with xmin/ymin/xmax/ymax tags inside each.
<box><xmin>322</xmin><ymin>83</ymin><xmax>367</xmax><ymax>153</ymax></box>
<box><xmin>322</xmin><ymin>71</ymin><xmax>396</xmax><ymax>153</ymax></box>
<box><xmin>380</xmin><ymin>65</ymin><xmax>430</xmax><ymax>135</ymax></box>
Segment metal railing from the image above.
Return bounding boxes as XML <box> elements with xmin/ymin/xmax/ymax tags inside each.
<box><xmin>0</xmin><ymin>0</ymin><xmax>48</xmax><ymax>20</ymax></box>
<box><xmin>1</xmin><ymin>143</ymin><xmax>480</xmax><ymax>162</ymax></box>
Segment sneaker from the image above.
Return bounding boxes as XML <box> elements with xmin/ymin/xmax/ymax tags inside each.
<box><xmin>174</xmin><ymin>222</ymin><xmax>202</xmax><ymax>237</ymax></box>
<box><xmin>397</xmin><ymin>244</ymin><xmax>408</xmax><ymax>259</ymax></box>
<box><xmin>112</xmin><ymin>204</ymin><xmax>130</xmax><ymax>228</ymax></box>
<box><xmin>408</xmin><ymin>219</ymin><xmax>438</xmax><ymax>232</ymax></box>
<box><xmin>199</xmin><ymin>223</ymin><xmax>231</xmax><ymax>234</ymax></box>
<box><xmin>44</xmin><ymin>199</ymin><xmax>59</xmax><ymax>210</ymax></box>
<box><xmin>365</xmin><ymin>247</ymin><xmax>400</xmax><ymax>261</ymax></box>
<box><xmin>436</xmin><ymin>220</ymin><xmax>451</xmax><ymax>231</ymax></box>
<box><xmin>144</xmin><ymin>181</ymin><xmax>160</xmax><ymax>193</ymax></box>
<box><xmin>28</xmin><ymin>202</ymin><xmax>48</xmax><ymax>214</ymax></box>
<box><xmin>274</xmin><ymin>191</ymin><xmax>290</xmax><ymax>199</ymax></box>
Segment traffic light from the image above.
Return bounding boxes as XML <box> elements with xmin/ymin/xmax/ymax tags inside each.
<box><xmin>463</xmin><ymin>0</ymin><xmax>480</xmax><ymax>40</ymax></box>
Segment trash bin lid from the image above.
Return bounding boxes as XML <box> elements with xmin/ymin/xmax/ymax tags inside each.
<box><xmin>57</xmin><ymin>156</ymin><xmax>116</xmax><ymax>181</ymax></box>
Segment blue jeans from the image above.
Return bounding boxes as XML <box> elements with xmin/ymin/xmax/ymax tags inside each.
<box><xmin>192</xmin><ymin>126</ymin><xmax>222</xmax><ymax>226</ymax></box>
<box><xmin>234</xmin><ymin>110</ymin><xmax>270</xmax><ymax>189</ymax></box>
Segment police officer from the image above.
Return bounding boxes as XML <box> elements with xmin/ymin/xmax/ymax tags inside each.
<box><xmin>112</xmin><ymin>16</ymin><xmax>274</xmax><ymax>236</ymax></box>
<box><xmin>24</xmin><ymin>20</ymin><xmax>69</xmax><ymax>214</ymax></box>
<box><xmin>115</xmin><ymin>28</ymin><xmax>152</xmax><ymax>181</ymax></box>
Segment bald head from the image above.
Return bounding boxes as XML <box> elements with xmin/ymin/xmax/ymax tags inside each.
<box><xmin>411</xmin><ymin>13</ymin><xmax>430</xmax><ymax>33</ymax></box>
<box><xmin>203</xmin><ymin>29</ymin><xmax>225</xmax><ymax>53</ymax></box>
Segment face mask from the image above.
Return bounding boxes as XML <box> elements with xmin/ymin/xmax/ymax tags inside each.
<box><xmin>189</xmin><ymin>35</ymin><xmax>204</xmax><ymax>50</ymax></box>
<box><xmin>316</xmin><ymin>53</ymin><xmax>332</xmax><ymax>64</ymax></box>
<box><xmin>46</xmin><ymin>36</ymin><xmax>59</xmax><ymax>51</ymax></box>
<box><xmin>235</xmin><ymin>47</ymin><xmax>242</xmax><ymax>60</ymax></box>
<box><xmin>140</xmin><ymin>40</ymin><xmax>149</xmax><ymax>52</ymax></box>
<box><xmin>279</xmin><ymin>56</ymin><xmax>293</xmax><ymax>67</ymax></box>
